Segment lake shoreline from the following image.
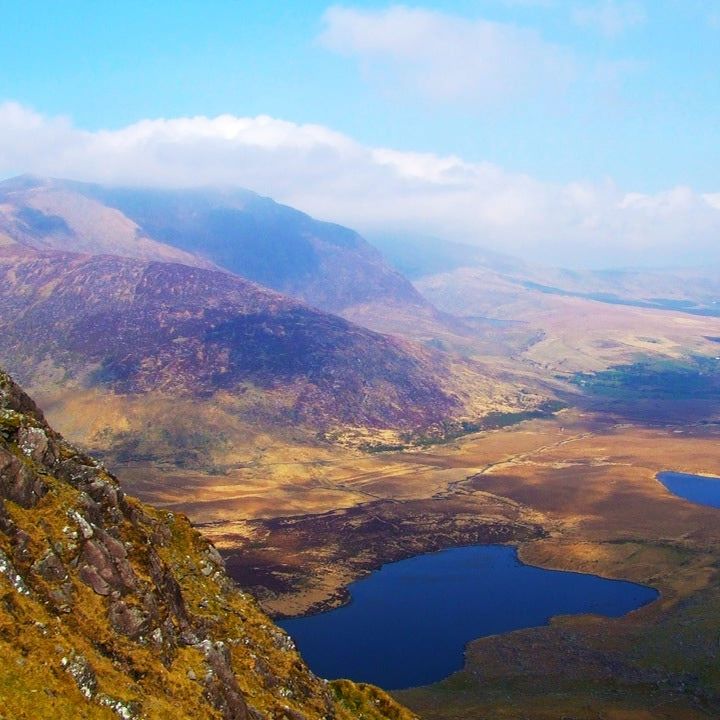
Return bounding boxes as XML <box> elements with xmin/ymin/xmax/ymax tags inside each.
<box><xmin>657</xmin><ymin>470</ymin><xmax>720</xmax><ymax>509</ymax></box>
<box><xmin>278</xmin><ymin>544</ymin><xmax>658</xmax><ymax>690</ymax></box>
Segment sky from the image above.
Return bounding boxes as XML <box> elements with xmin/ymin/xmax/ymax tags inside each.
<box><xmin>0</xmin><ymin>0</ymin><xmax>719</xmax><ymax>268</ymax></box>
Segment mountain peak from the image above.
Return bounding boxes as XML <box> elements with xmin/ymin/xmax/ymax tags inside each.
<box><xmin>0</xmin><ymin>173</ymin><xmax>53</xmax><ymax>192</ymax></box>
<box><xmin>0</xmin><ymin>175</ymin><xmax>427</xmax><ymax>314</ymax></box>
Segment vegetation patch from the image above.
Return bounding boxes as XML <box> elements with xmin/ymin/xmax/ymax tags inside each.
<box><xmin>361</xmin><ymin>401</ymin><xmax>565</xmax><ymax>453</ymax></box>
<box><xmin>571</xmin><ymin>355</ymin><xmax>720</xmax><ymax>401</ymax></box>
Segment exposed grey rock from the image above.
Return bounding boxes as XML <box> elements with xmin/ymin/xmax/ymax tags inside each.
<box><xmin>198</xmin><ymin>639</ymin><xmax>250</xmax><ymax>720</ymax></box>
<box><xmin>48</xmin><ymin>581</ymin><xmax>75</xmax><ymax>610</ymax></box>
<box><xmin>97</xmin><ymin>529</ymin><xmax>127</xmax><ymax>561</ymax></box>
<box><xmin>78</xmin><ymin>564</ymin><xmax>111</xmax><ymax>596</ymax></box>
<box><xmin>98</xmin><ymin>694</ymin><xmax>141</xmax><ymax>720</ymax></box>
<box><xmin>108</xmin><ymin>600</ymin><xmax>151</xmax><ymax>639</ymax></box>
<box><xmin>148</xmin><ymin>549</ymin><xmax>191</xmax><ymax>629</ymax></box>
<box><xmin>16</xmin><ymin>425</ymin><xmax>54</xmax><ymax>465</ymax></box>
<box><xmin>0</xmin><ymin>548</ymin><xmax>30</xmax><ymax>595</ymax></box>
<box><xmin>61</xmin><ymin>653</ymin><xmax>98</xmax><ymax>700</ymax></box>
<box><xmin>69</xmin><ymin>509</ymin><xmax>95</xmax><ymax>539</ymax></box>
<box><xmin>206</xmin><ymin>544</ymin><xmax>225</xmax><ymax>568</ymax></box>
<box><xmin>150</xmin><ymin>523</ymin><xmax>172</xmax><ymax>546</ymax></box>
<box><xmin>0</xmin><ymin>447</ymin><xmax>47</xmax><ymax>508</ymax></box>
<box><xmin>254</xmin><ymin>656</ymin><xmax>279</xmax><ymax>689</ymax></box>
<box><xmin>78</xmin><ymin>533</ymin><xmax>138</xmax><ymax>594</ymax></box>
<box><xmin>33</xmin><ymin>550</ymin><xmax>68</xmax><ymax>582</ymax></box>
<box><xmin>9</xmin><ymin>527</ymin><xmax>32</xmax><ymax>565</ymax></box>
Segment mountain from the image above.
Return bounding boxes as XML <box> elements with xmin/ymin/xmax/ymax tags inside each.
<box><xmin>0</xmin><ymin>175</ymin><xmax>212</xmax><ymax>270</ymax></box>
<box><xmin>0</xmin><ymin>175</ymin><xmax>530</xmax><ymax>356</ymax></box>
<box><xmin>417</xmin><ymin>265</ymin><xmax>720</xmax><ymax>375</ymax></box>
<box><xmin>367</xmin><ymin>235</ymin><xmax>720</xmax><ymax>373</ymax></box>
<box><xmin>373</xmin><ymin>232</ymin><xmax>720</xmax><ymax>319</ymax></box>
<box><xmin>369</xmin><ymin>233</ymin><xmax>527</xmax><ymax>280</ymax></box>
<box><xmin>0</xmin><ymin>175</ymin><xmax>427</xmax><ymax>315</ymax></box>
<box><xmin>0</xmin><ymin>247</ymin><xmax>545</xmax><ymax>466</ymax></box>
<box><xmin>0</xmin><ymin>367</ymin><xmax>415</xmax><ymax>719</ymax></box>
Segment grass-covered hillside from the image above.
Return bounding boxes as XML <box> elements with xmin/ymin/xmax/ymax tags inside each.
<box><xmin>0</xmin><ymin>368</ymin><xmax>416</xmax><ymax>720</ymax></box>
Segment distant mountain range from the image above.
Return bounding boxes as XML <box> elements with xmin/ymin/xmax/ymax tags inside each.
<box><xmin>0</xmin><ymin>175</ymin><xmax>426</xmax><ymax>315</ymax></box>
<box><xmin>373</xmin><ymin>233</ymin><xmax>720</xmax><ymax>318</ymax></box>
<box><xmin>0</xmin><ymin>177</ymin><xmax>551</xmax><ymax>470</ymax></box>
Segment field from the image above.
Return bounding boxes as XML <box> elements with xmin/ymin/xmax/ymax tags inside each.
<box><xmin>105</xmin><ymin>401</ymin><xmax>720</xmax><ymax>718</ymax></box>
<box><xmin>39</xmin><ymin>290</ymin><xmax>720</xmax><ymax>719</ymax></box>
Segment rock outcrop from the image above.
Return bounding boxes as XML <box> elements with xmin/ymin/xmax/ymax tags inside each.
<box><xmin>0</xmin><ymin>368</ymin><xmax>417</xmax><ymax>720</ymax></box>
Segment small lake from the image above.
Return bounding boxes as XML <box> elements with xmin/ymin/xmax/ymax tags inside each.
<box><xmin>279</xmin><ymin>545</ymin><xmax>657</xmax><ymax>690</ymax></box>
<box><xmin>657</xmin><ymin>471</ymin><xmax>720</xmax><ymax>509</ymax></box>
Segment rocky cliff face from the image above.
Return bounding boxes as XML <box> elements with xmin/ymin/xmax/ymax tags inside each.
<box><xmin>0</xmin><ymin>368</ymin><xmax>416</xmax><ymax>720</ymax></box>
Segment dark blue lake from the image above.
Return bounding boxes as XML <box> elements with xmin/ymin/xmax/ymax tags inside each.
<box><xmin>658</xmin><ymin>471</ymin><xmax>720</xmax><ymax>509</ymax></box>
<box><xmin>279</xmin><ymin>545</ymin><xmax>658</xmax><ymax>689</ymax></box>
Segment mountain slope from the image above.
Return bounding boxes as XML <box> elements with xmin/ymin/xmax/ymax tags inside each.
<box><xmin>377</xmin><ymin>231</ymin><xmax>720</xmax><ymax>320</ymax></box>
<box><xmin>0</xmin><ymin>175</ymin><xmax>427</xmax><ymax>315</ymax></box>
<box><xmin>0</xmin><ymin>175</ymin><xmax>212</xmax><ymax>270</ymax></box>
<box><xmin>0</xmin><ymin>248</ymin><xmax>468</xmax><ymax>431</ymax></box>
<box><xmin>0</xmin><ymin>247</ymin><xmax>545</xmax><ymax>467</ymax></box>
<box><xmin>0</xmin><ymin>175</ymin><xmax>524</xmax><ymax>354</ymax></box>
<box><xmin>418</xmin><ymin>266</ymin><xmax>720</xmax><ymax>375</ymax></box>
<box><xmin>0</xmin><ymin>368</ymin><xmax>416</xmax><ymax>719</ymax></box>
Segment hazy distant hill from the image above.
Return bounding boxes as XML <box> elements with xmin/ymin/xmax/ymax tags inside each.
<box><xmin>0</xmin><ymin>175</ymin><xmax>212</xmax><ymax>269</ymax></box>
<box><xmin>370</xmin><ymin>233</ymin><xmax>527</xmax><ymax>280</ymax></box>
<box><xmin>375</xmin><ymin>232</ymin><xmax>720</xmax><ymax>318</ymax></box>
<box><xmin>0</xmin><ymin>175</ymin><xmax>427</xmax><ymax>315</ymax></box>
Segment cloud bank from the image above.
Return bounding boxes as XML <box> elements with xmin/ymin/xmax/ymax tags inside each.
<box><xmin>1</xmin><ymin>101</ymin><xmax>718</xmax><ymax>269</ymax></box>
<box><xmin>318</xmin><ymin>5</ymin><xmax>575</xmax><ymax>107</ymax></box>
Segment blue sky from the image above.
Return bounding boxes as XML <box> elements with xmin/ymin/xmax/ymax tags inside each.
<box><xmin>0</xmin><ymin>1</ymin><xmax>719</xmax><ymax>266</ymax></box>
<box><xmin>2</xmin><ymin>0</ymin><xmax>718</xmax><ymax>190</ymax></box>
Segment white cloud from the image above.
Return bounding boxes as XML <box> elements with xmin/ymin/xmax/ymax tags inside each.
<box><xmin>318</xmin><ymin>5</ymin><xmax>575</xmax><ymax>106</ymax></box>
<box><xmin>497</xmin><ymin>1</ymin><xmax>557</xmax><ymax>7</ymax></box>
<box><xmin>0</xmin><ymin>101</ymin><xmax>719</xmax><ymax>269</ymax></box>
<box><xmin>572</xmin><ymin>1</ymin><xmax>646</xmax><ymax>38</ymax></box>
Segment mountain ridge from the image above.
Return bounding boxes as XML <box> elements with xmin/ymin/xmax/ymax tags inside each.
<box><xmin>0</xmin><ymin>246</ymin><xmax>478</xmax><ymax>432</ymax></box>
<box><xmin>0</xmin><ymin>174</ymin><xmax>427</xmax><ymax>315</ymax></box>
<box><xmin>0</xmin><ymin>245</ymin><xmax>549</xmax><ymax>478</ymax></box>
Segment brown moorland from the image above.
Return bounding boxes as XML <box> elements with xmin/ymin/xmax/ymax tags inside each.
<box><xmin>192</xmin><ymin>407</ymin><xmax>720</xmax><ymax>719</ymax></box>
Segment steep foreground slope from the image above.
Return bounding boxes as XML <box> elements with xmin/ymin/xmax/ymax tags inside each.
<box><xmin>0</xmin><ymin>368</ymin><xmax>416</xmax><ymax>719</ymax></box>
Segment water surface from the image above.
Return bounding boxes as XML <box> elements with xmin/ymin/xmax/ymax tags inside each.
<box><xmin>658</xmin><ymin>471</ymin><xmax>720</xmax><ymax>509</ymax></box>
<box><xmin>279</xmin><ymin>545</ymin><xmax>657</xmax><ymax>689</ymax></box>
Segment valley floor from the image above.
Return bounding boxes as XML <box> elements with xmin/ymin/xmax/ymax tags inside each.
<box><xmin>114</xmin><ymin>408</ymin><xmax>720</xmax><ymax>719</ymax></box>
